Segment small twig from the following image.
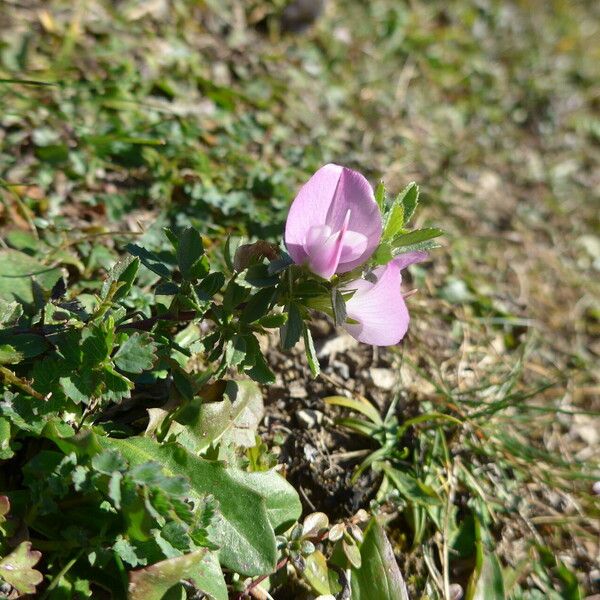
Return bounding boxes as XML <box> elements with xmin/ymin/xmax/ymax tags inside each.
<box><xmin>235</xmin><ymin>557</ymin><xmax>288</xmax><ymax>599</ymax></box>
<box><xmin>0</xmin><ymin>365</ymin><xmax>47</xmax><ymax>400</ymax></box>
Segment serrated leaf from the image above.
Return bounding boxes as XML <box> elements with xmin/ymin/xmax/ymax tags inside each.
<box><xmin>372</xmin><ymin>242</ymin><xmax>393</xmax><ymax>265</ymax></box>
<box><xmin>0</xmin><ymin>541</ymin><xmax>43</xmax><ymax>595</ymax></box>
<box><xmin>92</xmin><ymin>449</ymin><xmax>128</xmax><ymax>475</ymax></box>
<box><xmin>398</xmin><ymin>182</ymin><xmax>418</xmax><ymax>225</ymax></box>
<box><xmin>383</xmin><ymin>202</ymin><xmax>405</xmax><ymax>241</ymax></box>
<box><xmin>374</xmin><ymin>181</ymin><xmax>386</xmax><ymax>212</ymax></box>
<box><xmin>114</xmin><ymin>535</ymin><xmax>146</xmax><ymax>568</ymax></box>
<box><xmin>114</xmin><ymin>332</ymin><xmax>157</xmax><ymax>374</ymax></box>
<box><xmin>350</xmin><ymin>519</ymin><xmax>409</xmax><ymax>600</ymax></box>
<box><xmin>392</xmin><ymin>228</ymin><xmax>443</xmax><ymax>250</ymax></box>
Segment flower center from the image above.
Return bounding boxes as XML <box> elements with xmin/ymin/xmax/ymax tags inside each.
<box><xmin>302</xmin><ymin>210</ymin><xmax>368</xmax><ymax>279</ymax></box>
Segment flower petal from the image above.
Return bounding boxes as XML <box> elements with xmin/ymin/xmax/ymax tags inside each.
<box><xmin>325</xmin><ymin>167</ymin><xmax>382</xmax><ymax>272</ymax></box>
<box><xmin>392</xmin><ymin>250</ymin><xmax>428</xmax><ymax>271</ymax></box>
<box><xmin>284</xmin><ymin>164</ymin><xmax>344</xmax><ymax>265</ymax></box>
<box><xmin>342</xmin><ymin>251</ymin><xmax>427</xmax><ymax>346</ymax></box>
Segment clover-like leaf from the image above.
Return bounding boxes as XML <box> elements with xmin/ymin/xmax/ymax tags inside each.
<box><xmin>114</xmin><ymin>332</ymin><xmax>157</xmax><ymax>374</ymax></box>
<box><xmin>0</xmin><ymin>541</ymin><xmax>43</xmax><ymax>595</ymax></box>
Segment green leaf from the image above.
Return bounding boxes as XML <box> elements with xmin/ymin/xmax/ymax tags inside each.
<box><xmin>98</xmin><ymin>436</ymin><xmax>300</xmax><ymax>575</ymax></box>
<box><xmin>0</xmin><ymin>344</ymin><xmax>22</xmax><ymax>365</ymax></box>
<box><xmin>0</xmin><ymin>332</ymin><xmax>48</xmax><ymax>360</ymax></box>
<box><xmin>0</xmin><ymin>300</ymin><xmax>22</xmax><ymax>327</ymax></box>
<box><xmin>113</xmin><ymin>535</ymin><xmax>146</xmax><ymax>568</ymax></box>
<box><xmin>126</xmin><ymin>244</ymin><xmax>172</xmax><ymax>279</ymax></box>
<box><xmin>325</xmin><ymin>396</ymin><xmax>383</xmax><ymax>426</ymax></box>
<box><xmin>114</xmin><ymin>333</ymin><xmax>157</xmax><ymax>374</ymax></box>
<box><xmin>0</xmin><ymin>541</ymin><xmax>43</xmax><ymax>595</ymax></box>
<box><xmin>102</xmin><ymin>256</ymin><xmax>140</xmax><ymax>301</ymax></box>
<box><xmin>468</xmin><ymin>553</ymin><xmax>506</xmax><ymax>600</ymax></box>
<box><xmin>303</xmin><ymin>325</ymin><xmax>320</xmax><ymax>378</ymax></box>
<box><xmin>0</xmin><ymin>249</ymin><xmax>62</xmax><ymax>308</ymax></box>
<box><xmin>392</xmin><ymin>228</ymin><xmax>443</xmax><ymax>250</ymax></box>
<box><xmin>128</xmin><ymin>549</ymin><xmax>209</xmax><ymax>600</ymax></box>
<box><xmin>240</xmin><ymin>288</ymin><xmax>275</xmax><ymax>324</ymax></box>
<box><xmin>380</xmin><ymin>465</ymin><xmax>441</xmax><ymax>507</ymax></box>
<box><xmin>177</xmin><ymin>227</ymin><xmax>207</xmax><ymax>280</ymax></box>
<box><xmin>372</xmin><ymin>242</ymin><xmax>393</xmax><ymax>265</ymax></box>
<box><xmin>398</xmin><ymin>182</ymin><xmax>418</xmax><ymax>225</ymax></box>
<box><xmin>171</xmin><ymin>380</ymin><xmax>264</xmax><ymax>451</ymax></box>
<box><xmin>383</xmin><ymin>202</ymin><xmax>405</xmax><ymax>241</ymax></box>
<box><xmin>303</xmin><ymin>550</ymin><xmax>331</xmax><ymax>595</ymax></box>
<box><xmin>192</xmin><ymin>551</ymin><xmax>228</xmax><ymax>600</ymax></box>
<box><xmin>281</xmin><ymin>303</ymin><xmax>302</xmax><ymax>350</ymax></box>
<box><xmin>0</xmin><ymin>416</ymin><xmax>14</xmax><ymax>459</ymax></box>
<box><xmin>350</xmin><ymin>519</ymin><xmax>409</xmax><ymax>600</ymax></box>
<box><xmin>331</xmin><ymin>289</ymin><xmax>347</xmax><ymax>326</ymax></box>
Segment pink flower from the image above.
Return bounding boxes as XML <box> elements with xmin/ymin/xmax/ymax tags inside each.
<box><xmin>285</xmin><ymin>164</ymin><xmax>382</xmax><ymax>279</ymax></box>
<box><xmin>342</xmin><ymin>251</ymin><xmax>427</xmax><ymax>346</ymax></box>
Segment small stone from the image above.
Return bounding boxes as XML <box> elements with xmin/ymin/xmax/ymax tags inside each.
<box><xmin>449</xmin><ymin>583</ymin><xmax>463</xmax><ymax>600</ymax></box>
<box><xmin>370</xmin><ymin>367</ymin><xmax>397</xmax><ymax>390</ymax></box>
<box><xmin>296</xmin><ymin>409</ymin><xmax>324</xmax><ymax>428</ymax></box>
<box><xmin>316</xmin><ymin>333</ymin><xmax>358</xmax><ymax>358</ymax></box>
<box><xmin>289</xmin><ymin>382</ymin><xmax>308</xmax><ymax>399</ymax></box>
<box><xmin>331</xmin><ymin>359</ymin><xmax>350</xmax><ymax>380</ymax></box>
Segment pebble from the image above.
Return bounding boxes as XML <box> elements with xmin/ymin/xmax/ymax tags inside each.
<box><xmin>289</xmin><ymin>382</ymin><xmax>308</xmax><ymax>399</ymax></box>
<box><xmin>316</xmin><ymin>333</ymin><xmax>358</xmax><ymax>358</ymax></box>
<box><xmin>296</xmin><ymin>409</ymin><xmax>324</xmax><ymax>428</ymax></box>
<box><xmin>370</xmin><ymin>367</ymin><xmax>397</xmax><ymax>390</ymax></box>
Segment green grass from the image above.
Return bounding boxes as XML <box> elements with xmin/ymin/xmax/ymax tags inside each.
<box><xmin>1</xmin><ymin>0</ymin><xmax>599</xmax><ymax>597</ymax></box>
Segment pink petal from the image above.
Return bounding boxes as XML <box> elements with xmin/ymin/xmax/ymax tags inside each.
<box><xmin>326</xmin><ymin>168</ymin><xmax>382</xmax><ymax>272</ymax></box>
<box><xmin>284</xmin><ymin>164</ymin><xmax>382</xmax><ymax>276</ymax></box>
<box><xmin>342</xmin><ymin>251</ymin><xmax>427</xmax><ymax>346</ymax></box>
<box><xmin>392</xmin><ymin>250</ymin><xmax>428</xmax><ymax>271</ymax></box>
<box><xmin>284</xmin><ymin>164</ymin><xmax>344</xmax><ymax>266</ymax></box>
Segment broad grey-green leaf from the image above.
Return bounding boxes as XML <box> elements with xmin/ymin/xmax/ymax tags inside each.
<box><xmin>129</xmin><ymin>549</ymin><xmax>209</xmax><ymax>600</ymax></box>
<box><xmin>350</xmin><ymin>519</ymin><xmax>409</xmax><ymax>600</ymax></box>
<box><xmin>170</xmin><ymin>380</ymin><xmax>263</xmax><ymax>451</ymax></box>
<box><xmin>98</xmin><ymin>436</ymin><xmax>287</xmax><ymax>575</ymax></box>
<box><xmin>0</xmin><ymin>249</ymin><xmax>62</xmax><ymax>308</ymax></box>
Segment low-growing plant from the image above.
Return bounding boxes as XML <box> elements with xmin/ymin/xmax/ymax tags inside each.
<box><xmin>0</xmin><ymin>165</ymin><xmax>441</xmax><ymax>598</ymax></box>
